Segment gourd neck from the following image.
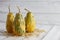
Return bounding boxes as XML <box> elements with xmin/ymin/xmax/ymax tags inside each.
<box><xmin>8</xmin><ymin>5</ymin><xmax>10</xmax><ymax>13</ymax></box>
<box><xmin>17</xmin><ymin>6</ymin><xmax>21</xmax><ymax>13</ymax></box>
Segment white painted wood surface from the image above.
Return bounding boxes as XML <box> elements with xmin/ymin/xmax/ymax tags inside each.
<box><xmin>0</xmin><ymin>0</ymin><xmax>60</xmax><ymax>40</ymax></box>
<box><xmin>0</xmin><ymin>22</ymin><xmax>53</xmax><ymax>40</ymax></box>
<box><xmin>43</xmin><ymin>25</ymin><xmax>60</xmax><ymax>40</ymax></box>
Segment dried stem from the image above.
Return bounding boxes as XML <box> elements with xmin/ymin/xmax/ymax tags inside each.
<box><xmin>17</xmin><ymin>6</ymin><xmax>20</xmax><ymax>13</ymax></box>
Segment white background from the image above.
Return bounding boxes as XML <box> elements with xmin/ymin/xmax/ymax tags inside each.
<box><xmin>0</xmin><ymin>0</ymin><xmax>60</xmax><ymax>25</ymax></box>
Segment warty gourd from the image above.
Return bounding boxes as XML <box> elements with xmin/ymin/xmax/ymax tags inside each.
<box><xmin>6</xmin><ymin>6</ymin><xmax>14</xmax><ymax>33</ymax></box>
<box><xmin>25</xmin><ymin>8</ymin><xmax>36</xmax><ymax>33</ymax></box>
<box><xmin>13</xmin><ymin>6</ymin><xmax>25</xmax><ymax>36</ymax></box>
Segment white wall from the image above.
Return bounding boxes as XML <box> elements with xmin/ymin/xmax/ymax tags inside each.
<box><xmin>0</xmin><ymin>0</ymin><xmax>60</xmax><ymax>25</ymax></box>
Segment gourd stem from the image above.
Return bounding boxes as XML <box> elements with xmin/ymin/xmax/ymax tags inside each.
<box><xmin>25</xmin><ymin>8</ymin><xmax>31</xmax><ymax>12</ymax></box>
<box><xmin>8</xmin><ymin>5</ymin><xmax>10</xmax><ymax>13</ymax></box>
<box><xmin>17</xmin><ymin>6</ymin><xmax>20</xmax><ymax>13</ymax></box>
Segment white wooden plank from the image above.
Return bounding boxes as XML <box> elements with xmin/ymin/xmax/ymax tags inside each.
<box><xmin>43</xmin><ymin>25</ymin><xmax>60</xmax><ymax>40</ymax></box>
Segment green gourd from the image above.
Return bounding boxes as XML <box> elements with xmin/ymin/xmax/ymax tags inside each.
<box><xmin>13</xmin><ymin>6</ymin><xmax>25</xmax><ymax>36</ymax></box>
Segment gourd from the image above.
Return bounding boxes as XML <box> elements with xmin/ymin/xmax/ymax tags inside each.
<box><xmin>25</xmin><ymin>8</ymin><xmax>36</xmax><ymax>33</ymax></box>
<box><xmin>6</xmin><ymin>6</ymin><xmax>14</xmax><ymax>33</ymax></box>
<box><xmin>13</xmin><ymin>6</ymin><xmax>25</xmax><ymax>36</ymax></box>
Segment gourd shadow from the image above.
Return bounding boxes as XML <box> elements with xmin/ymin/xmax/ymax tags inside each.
<box><xmin>0</xmin><ymin>30</ymin><xmax>14</xmax><ymax>37</ymax></box>
<box><xmin>0</xmin><ymin>29</ymin><xmax>45</xmax><ymax>37</ymax></box>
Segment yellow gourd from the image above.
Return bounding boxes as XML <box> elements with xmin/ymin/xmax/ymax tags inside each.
<box><xmin>13</xmin><ymin>6</ymin><xmax>25</xmax><ymax>36</ymax></box>
<box><xmin>25</xmin><ymin>8</ymin><xmax>36</xmax><ymax>33</ymax></box>
<box><xmin>6</xmin><ymin>6</ymin><xmax>14</xmax><ymax>33</ymax></box>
